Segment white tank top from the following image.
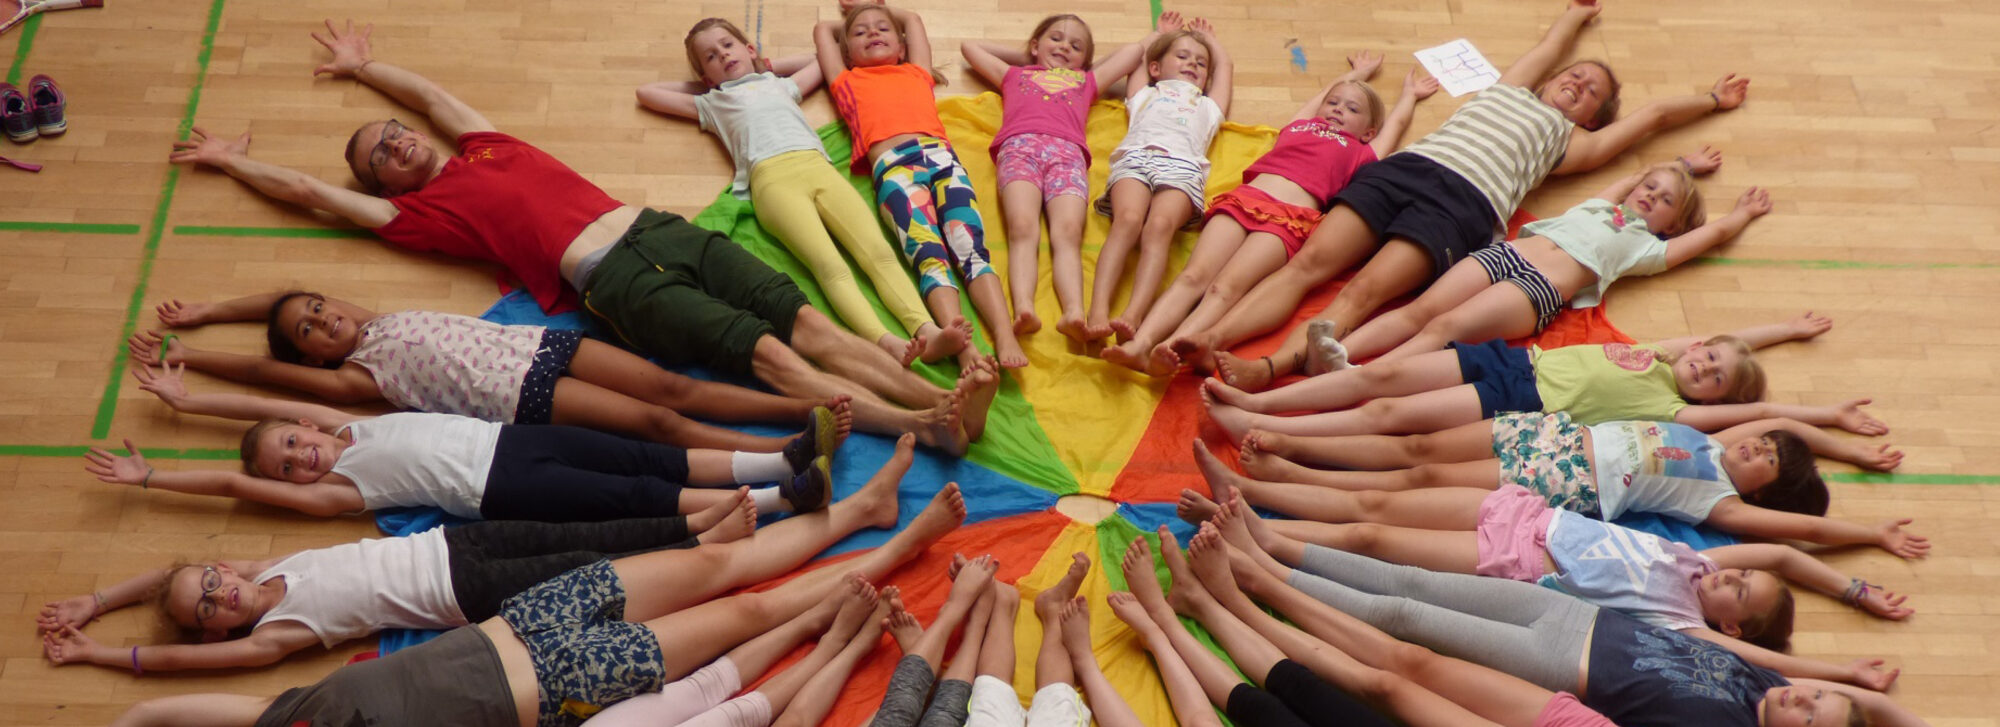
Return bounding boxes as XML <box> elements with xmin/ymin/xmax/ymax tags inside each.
<box><xmin>255</xmin><ymin>528</ymin><xmax>465</xmax><ymax>647</ymax></box>
<box><xmin>330</xmin><ymin>413</ymin><xmax>500</xmax><ymax>519</ymax></box>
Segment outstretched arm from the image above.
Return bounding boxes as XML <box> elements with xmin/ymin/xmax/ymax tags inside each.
<box><xmin>634</xmin><ymin>81</ymin><xmax>704</xmax><ymax>120</ymax></box>
<box><xmin>312</xmin><ymin>19</ymin><xmax>495</xmax><ymax>140</ymax></box>
<box><xmin>1663</xmin><ymin>186</ymin><xmax>1772</xmax><ymax>266</ymax></box>
<box><xmin>1790</xmin><ymin>678</ymin><xmax>1932</xmax><ymax>727</ymax></box>
<box><xmin>168</xmin><ymin>127</ymin><xmax>398</xmax><ymax>229</ymax></box>
<box><xmin>82</xmin><ymin>441</ymin><xmax>366</xmax><ymax>516</ymax></box>
<box><xmin>1188</xmin><ymin>18</ymin><xmax>1233</xmax><ymax>113</ymax></box>
<box><xmin>1704</xmin><ymin>543</ymin><xmax>1915</xmax><ymax>621</ymax></box>
<box><xmin>1555</xmin><ymin>73</ymin><xmax>1750</xmax><ymax>175</ymax></box>
<box><xmin>44</xmin><ymin>621</ymin><xmax>320</xmax><ymax>672</ymax></box>
<box><xmin>1654</xmin><ymin>310</ymin><xmax>1832</xmax><ymax>355</ymax></box>
<box><xmin>1368</xmin><ymin>68</ymin><xmax>1440</xmax><ymax>158</ymax></box>
<box><xmin>1675</xmin><ymin>398</ymin><xmax>1887</xmax><ymax>437</ymax></box>
<box><xmin>1705</xmin><ymin>501</ymin><xmax>1928</xmax><ymax>559</ymax></box>
<box><xmin>152</xmin><ymin>293</ymin><xmax>287</xmax><ymax>328</ymax></box>
<box><xmin>1712</xmin><ymin>417</ymin><xmax>1903</xmax><ymax>471</ymax></box>
<box><xmin>129</xmin><ymin>332</ymin><xmax>383</xmax><ymax>404</ymax></box>
<box><xmin>37</xmin><ymin>568</ymin><xmax>173</xmax><ymax>634</ymax></box>
<box><xmin>1125</xmin><ymin>11</ymin><xmax>1183</xmax><ymax>98</ymax></box>
<box><xmin>1682</xmin><ymin>627</ymin><xmax>1901</xmax><ymax>691</ymax></box>
<box><xmin>1495</xmin><ymin>0</ymin><xmax>1601</xmax><ymax>89</ymax></box>
<box><xmin>132</xmin><ymin>363</ymin><xmax>361</xmax><ymax>430</ymax></box>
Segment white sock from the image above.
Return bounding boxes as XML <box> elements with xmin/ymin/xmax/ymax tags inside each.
<box><xmin>730</xmin><ymin>451</ymin><xmax>793</xmax><ymax>483</ymax></box>
<box><xmin>748</xmin><ymin>486</ymin><xmax>791</xmax><ymax>513</ymax></box>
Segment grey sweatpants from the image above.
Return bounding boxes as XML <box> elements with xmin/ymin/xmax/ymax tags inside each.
<box><xmin>1286</xmin><ymin>544</ymin><xmax>1597</xmax><ymax>693</ymax></box>
<box><xmin>870</xmin><ymin>655</ymin><xmax>938</xmax><ymax>727</ymax></box>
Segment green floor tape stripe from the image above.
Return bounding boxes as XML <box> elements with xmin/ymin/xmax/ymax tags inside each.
<box><xmin>89</xmin><ymin>0</ymin><xmax>228</xmax><ymax>439</ymax></box>
<box><xmin>0</xmin><ymin>445</ymin><xmax>237</xmax><ymax>459</ymax></box>
<box><xmin>0</xmin><ymin>221</ymin><xmax>142</xmax><ymax>234</ymax></box>
<box><xmin>4</xmin><ymin>14</ymin><xmax>40</xmax><ymax>86</ymax></box>
<box><xmin>172</xmin><ymin>225</ymin><xmax>374</xmax><ymax>239</ymax></box>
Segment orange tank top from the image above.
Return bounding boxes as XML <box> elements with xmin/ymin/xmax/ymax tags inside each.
<box><xmin>829</xmin><ymin>63</ymin><xmax>948</xmax><ymax>174</ymax></box>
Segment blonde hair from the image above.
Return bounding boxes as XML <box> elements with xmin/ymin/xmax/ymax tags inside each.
<box><xmin>1145</xmin><ymin>30</ymin><xmax>1213</xmax><ymax>91</ymax></box>
<box><xmin>840</xmin><ymin>5</ymin><xmax>945</xmax><ymax>86</ymax></box>
<box><xmin>1648</xmin><ymin>162</ymin><xmax>1707</xmax><ymax>237</ymax></box>
<box><xmin>1329</xmin><ymin>79</ymin><xmax>1385</xmax><ymax>134</ymax></box>
<box><xmin>238</xmin><ymin>418</ymin><xmax>293</xmax><ymax>477</ymax></box>
<box><xmin>684</xmin><ymin>18</ymin><xmax>770</xmax><ymax>85</ymax></box>
<box><xmin>1024</xmin><ymin>14</ymin><xmax>1094</xmax><ymax>69</ymax></box>
<box><xmin>1669</xmin><ymin>334</ymin><xmax>1765</xmax><ymax>404</ymax></box>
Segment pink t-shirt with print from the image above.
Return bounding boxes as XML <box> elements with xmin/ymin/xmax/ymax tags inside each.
<box><xmin>346</xmin><ymin>311</ymin><xmax>545</xmax><ymax>422</ymax></box>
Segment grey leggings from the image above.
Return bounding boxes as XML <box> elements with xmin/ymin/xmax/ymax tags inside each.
<box><xmin>869</xmin><ymin>656</ymin><xmax>971</xmax><ymax>727</ymax></box>
<box><xmin>1286</xmin><ymin>544</ymin><xmax>1597</xmax><ymax>693</ymax></box>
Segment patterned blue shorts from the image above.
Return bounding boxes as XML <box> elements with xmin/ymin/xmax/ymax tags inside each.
<box><xmin>500</xmin><ymin>559</ymin><xmax>665</xmax><ymax>727</ymax></box>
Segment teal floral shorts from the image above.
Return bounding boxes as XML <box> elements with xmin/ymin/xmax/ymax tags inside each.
<box><xmin>1489</xmin><ymin>412</ymin><xmax>1602</xmax><ymax>519</ymax></box>
<box><xmin>500</xmin><ymin>559</ymin><xmax>665</xmax><ymax>727</ymax></box>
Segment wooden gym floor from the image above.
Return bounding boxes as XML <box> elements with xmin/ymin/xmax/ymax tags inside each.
<box><xmin>0</xmin><ymin>0</ymin><xmax>1994</xmax><ymax>724</ymax></box>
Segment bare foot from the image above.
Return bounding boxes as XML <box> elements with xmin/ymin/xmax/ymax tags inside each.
<box><xmin>1108</xmin><ymin>316</ymin><xmax>1137</xmax><ymax>343</ymax></box>
<box><xmin>1118</xmin><ymin>535</ymin><xmax>1168</xmax><ymax>610</ymax></box>
<box><xmin>1214</xmin><ymin>352</ymin><xmax>1274</xmax><ymax>392</ymax></box>
<box><xmin>1106</xmin><ymin>591</ymin><xmax>1153</xmax><ymax>633</ymax></box>
<box><xmin>1191</xmin><ymin>443</ymin><xmax>1249</xmax><ymax>505</ymax></box>
<box><xmin>992</xmin><ymin>326</ymin><xmax>1030</xmax><ymax>370</ymax></box>
<box><xmin>1200</xmin><ymin>383</ymin><xmax>1258</xmax><ymax>442</ymax></box>
<box><xmin>1303</xmin><ymin>320</ymin><xmax>1351</xmax><ymax>375</ymax></box>
<box><xmin>1238</xmin><ymin>430</ymin><xmax>1297</xmax><ymax>478</ymax></box>
<box><xmin>829</xmin><ymin>574</ymin><xmax>881</xmax><ymax>641</ymax></box>
<box><xmin>1099</xmin><ymin>340</ymin><xmax>1148</xmax><ymax>372</ymax></box>
<box><xmin>882</xmin><ymin>333</ymin><xmax>923</xmax><ymax>368</ymax></box>
<box><xmin>1177</xmin><ymin>488</ymin><xmax>1220</xmax><ymax>525</ymax></box>
<box><xmin>1185</xmin><ymin>522</ymin><xmax>1239</xmax><ymax>594</ymax></box>
<box><xmin>1156</xmin><ymin>529</ymin><xmax>1207</xmax><ymax>617</ymax></box>
<box><xmin>1145</xmin><ymin>342</ymin><xmax>1182</xmax><ymax>377</ymax></box>
<box><xmin>952</xmin><ymin>554</ymin><xmax>1000</xmax><ymax>604</ymax></box>
<box><xmin>1214</xmin><ymin>490</ymin><xmax>1292</xmax><ymax>579</ymax></box>
<box><xmin>848</xmin><ymin>433</ymin><xmax>914</xmax><ymax>529</ymax></box>
<box><xmin>1201</xmin><ymin>376</ymin><xmax>1257</xmax><ymax>410</ymax></box>
<box><xmin>885</xmin><ymin>596</ymin><xmax>923</xmax><ymax>653</ymax></box>
<box><xmin>1056</xmin><ymin>312</ymin><xmax>1091</xmax><ymax>344</ymax></box>
<box><xmin>900</xmin><ymin>482</ymin><xmax>968</xmax><ymax>547</ymax></box>
<box><xmin>1034</xmin><ymin>551</ymin><xmax>1091</xmax><ymax>622</ymax></box>
<box><xmin>1167</xmin><ymin>334</ymin><xmax>1216</xmax><ymax>372</ymax></box>
<box><xmin>920</xmin><ymin>319</ymin><xmax>973</xmax><ymax>364</ymax></box>
<box><xmin>824</xmin><ymin>395</ymin><xmax>856</xmax><ymax>441</ymax></box>
<box><xmin>916</xmin><ymin>391</ymin><xmax>970</xmax><ymax>456</ymax></box>
<box><xmin>864</xmin><ymin>585</ymin><xmax>896</xmax><ymax>645</ymax></box>
<box><xmin>695</xmin><ymin>488</ymin><xmax>758</xmax><ymax>544</ymax></box>
<box><xmin>958</xmin><ymin>355</ymin><xmax>1000</xmax><ymax>441</ymax></box>
<box><xmin>1014</xmin><ymin>309</ymin><xmax>1042</xmax><ymax>336</ymax></box>
<box><xmin>1058</xmin><ymin>596</ymin><xmax>1094</xmax><ymax>655</ymax></box>
<box><xmin>1083</xmin><ymin>313</ymin><xmax>1112</xmax><ymax>341</ymax></box>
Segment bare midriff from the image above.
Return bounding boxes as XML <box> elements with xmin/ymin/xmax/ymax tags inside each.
<box><xmin>557</xmin><ymin>204</ymin><xmax>645</xmax><ymax>283</ymax></box>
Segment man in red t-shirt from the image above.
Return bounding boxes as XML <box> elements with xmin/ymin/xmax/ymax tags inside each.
<box><xmin>168</xmin><ymin>19</ymin><xmax>993</xmax><ymax>455</ymax></box>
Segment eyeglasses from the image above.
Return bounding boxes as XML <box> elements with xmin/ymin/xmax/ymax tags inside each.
<box><xmin>193</xmin><ymin>566</ymin><xmax>223</xmax><ymax>626</ymax></box>
<box><xmin>363</xmin><ymin>119</ymin><xmax>407</xmax><ymax>188</ymax></box>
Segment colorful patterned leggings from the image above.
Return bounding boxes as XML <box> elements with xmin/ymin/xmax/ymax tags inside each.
<box><xmin>871</xmin><ymin>136</ymin><xmax>994</xmax><ymax>296</ymax></box>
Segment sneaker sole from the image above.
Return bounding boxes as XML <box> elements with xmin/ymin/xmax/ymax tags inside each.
<box><xmin>4</xmin><ymin>129</ymin><xmax>36</xmax><ymax>143</ymax></box>
<box><xmin>36</xmin><ymin>121</ymin><xmax>64</xmax><ymax>136</ymax></box>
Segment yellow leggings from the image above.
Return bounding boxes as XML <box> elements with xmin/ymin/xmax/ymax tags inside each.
<box><xmin>749</xmin><ymin>150</ymin><xmax>931</xmax><ymax>341</ymax></box>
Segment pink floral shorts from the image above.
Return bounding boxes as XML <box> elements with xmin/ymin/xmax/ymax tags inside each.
<box><xmin>995</xmin><ymin>133</ymin><xmax>1089</xmax><ymax>202</ymax></box>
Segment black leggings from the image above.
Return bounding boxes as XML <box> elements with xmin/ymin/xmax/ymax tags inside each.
<box><xmin>1224</xmin><ymin>659</ymin><xmax>1396</xmax><ymax>727</ymax></box>
<box><xmin>479</xmin><ymin>424</ymin><xmax>693</xmax><ymax>522</ymax></box>
<box><xmin>443</xmin><ymin>517</ymin><xmax>695</xmax><ymax>622</ymax></box>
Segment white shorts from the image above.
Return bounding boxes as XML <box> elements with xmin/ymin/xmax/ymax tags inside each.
<box><xmin>1097</xmin><ymin>147</ymin><xmax>1209</xmax><ymax>219</ymax></box>
<box><xmin>1025</xmin><ymin>683</ymin><xmax>1091</xmax><ymax>727</ymax></box>
<box><xmin>966</xmin><ymin>675</ymin><xmax>1027</xmax><ymax>727</ymax></box>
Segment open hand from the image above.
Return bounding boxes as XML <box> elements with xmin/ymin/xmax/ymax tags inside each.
<box><xmin>1711</xmin><ymin>73</ymin><xmax>1750</xmax><ymax>110</ymax></box>
<box><xmin>1876</xmin><ymin>519</ymin><xmax>1930</xmax><ymax>559</ymax></box>
<box><xmin>167</xmin><ymin>126</ymin><xmax>250</xmax><ymax>168</ymax></box>
<box><xmin>1680</xmin><ymin>144</ymin><xmax>1723</xmax><ymax>175</ymax></box>
<box><xmin>83</xmin><ymin>439</ymin><xmax>150</xmax><ymax>486</ymax></box>
<box><xmin>1787</xmin><ymin>310</ymin><xmax>1833</xmax><ymax>340</ymax></box>
<box><xmin>311</xmin><ymin>19</ymin><xmax>375</xmax><ymax>77</ymax></box>
<box><xmin>37</xmin><ymin>595</ymin><xmax>98</xmax><ymax>634</ymax></box>
<box><xmin>42</xmin><ymin>625</ymin><xmax>99</xmax><ymax>666</ymax></box>
<box><xmin>1345</xmin><ymin>50</ymin><xmax>1382</xmax><ymax>79</ymax></box>
<box><xmin>1187</xmin><ymin>17</ymin><xmax>1215</xmax><ymax>40</ymax></box>
<box><xmin>1405</xmin><ymin>68</ymin><xmax>1441</xmax><ymax>100</ymax></box>
<box><xmin>1851</xmin><ymin>442</ymin><xmax>1903</xmax><ymax>471</ymax></box>
<box><xmin>1858</xmin><ymin>584</ymin><xmax>1914</xmax><ymax>620</ymax></box>
<box><xmin>127</xmin><ymin>331</ymin><xmax>185</xmax><ymax>366</ymax></box>
<box><xmin>1847</xmin><ymin>658</ymin><xmax>1900</xmax><ymax>692</ymax></box>
<box><xmin>1569</xmin><ymin>0</ymin><xmax>1603</xmax><ymax>22</ymax></box>
<box><xmin>132</xmin><ymin>362</ymin><xmax>191</xmax><ymax>405</ymax></box>
<box><xmin>1156</xmin><ymin>10</ymin><xmax>1185</xmax><ymax>34</ymax></box>
<box><xmin>1735</xmin><ymin>186</ymin><xmax>1773</xmax><ymax>217</ymax></box>
<box><xmin>155</xmin><ymin>299</ymin><xmax>214</xmax><ymax>328</ymax></box>
<box><xmin>1833</xmin><ymin>398</ymin><xmax>1887</xmax><ymax>435</ymax></box>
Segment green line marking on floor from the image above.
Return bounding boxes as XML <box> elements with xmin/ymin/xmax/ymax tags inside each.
<box><xmin>0</xmin><ymin>444</ymin><xmax>237</xmax><ymax>460</ymax></box>
<box><xmin>89</xmin><ymin>0</ymin><xmax>228</xmax><ymax>440</ymax></box>
<box><xmin>0</xmin><ymin>221</ymin><xmax>142</xmax><ymax>234</ymax></box>
<box><xmin>171</xmin><ymin>225</ymin><xmax>373</xmax><ymax>239</ymax></box>
<box><xmin>1693</xmin><ymin>256</ymin><xmax>2000</xmax><ymax>271</ymax></box>
<box><xmin>1824</xmin><ymin>472</ymin><xmax>2000</xmax><ymax>486</ymax></box>
<box><xmin>1149</xmin><ymin>0</ymin><xmax>1163</xmax><ymax>23</ymax></box>
<box><xmin>4</xmin><ymin>14</ymin><xmax>41</xmax><ymax>86</ymax></box>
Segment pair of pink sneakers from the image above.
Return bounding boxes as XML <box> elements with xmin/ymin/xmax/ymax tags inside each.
<box><xmin>1</xmin><ymin>75</ymin><xmax>65</xmax><ymax>143</ymax></box>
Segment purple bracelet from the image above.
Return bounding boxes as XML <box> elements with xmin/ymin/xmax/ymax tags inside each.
<box><xmin>130</xmin><ymin>645</ymin><xmax>142</xmax><ymax>676</ymax></box>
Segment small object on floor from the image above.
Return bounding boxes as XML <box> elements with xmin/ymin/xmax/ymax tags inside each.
<box><xmin>1284</xmin><ymin>39</ymin><xmax>1308</xmax><ymax>73</ymax></box>
<box><xmin>1</xmin><ymin>0</ymin><xmax>107</xmax><ymax>37</ymax></box>
<box><xmin>0</xmin><ymin>82</ymin><xmax>35</xmax><ymax>142</ymax></box>
<box><xmin>0</xmin><ymin>154</ymin><xmax>41</xmax><ymax>171</ymax></box>
<box><xmin>28</xmin><ymin>74</ymin><xmax>63</xmax><ymax>136</ymax></box>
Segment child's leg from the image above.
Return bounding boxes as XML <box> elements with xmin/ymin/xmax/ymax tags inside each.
<box><xmin>998</xmin><ymin>179</ymin><xmax>1050</xmax><ymax>332</ymax></box>
<box><xmin>1104</xmin><ymin>589</ymin><xmax>1224</xmax><ymax>727</ymax></box>
<box><xmin>1204</xmin><ymin>346</ymin><xmax>1469</xmax><ymax>414</ymax></box>
<box><xmin>1101</xmin><ymin>214</ymin><xmax>1250</xmax><ymax>365</ymax></box>
<box><xmin>1088</xmin><ymin>178</ymin><xmax>1155</xmax><ymax>339</ymax></box>
<box><xmin>872</xmin><ymin>555</ymin><xmax>998</xmax><ymax>727</ymax></box>
<box><xmin>916</xmin><ymin>585</ymin><xmax>993</xmax><ymax>727</ymax></box>
<box><xmin>1339</xmin><ymin>257</ymin><xmax>1498</xmax><ymax>363</ymax></box>
<box><xmin>1057</xmin><ymin>598</ymin><xmax>1139</xmax><ymax>727</ymax></box>
<box><xmin>1192</xmin><ymin>443</ymin><xmax>1492</xmax><ymax>524</ymax></box>
<box><xmin>1313</xmin><ymin>239</ymin><xmax>1439</xmax><ymax>343</ymax></box>
<box><xmin>809</xmin><ymin>162</ymin><xmax>941</xmax><ymax>343</ymax></box>
<box><xmin>1111</xmin><ymin>189</ymin><xmax>1198</xmax><ymax>339</ymax></box>
<box><xmin>560</xmin><ymin>340</ymin><xmax>810</xmax><ymax>446</ymax></box>
<box><xmin>1126</xmin><ymin>535</ymin><xmax>1254</xmax><ymax>711</ymax></box>
<box><xmin>1031</xmin><ymin>553</ymin><xmax>1091</xmax><ymax>690</ymax></box>
<box><xmin>926</xmin><ymin>143</ymin><xmax>1026</xmax><ymax>369</ymax></box>
<box><xmin>1178</xmin><ymin>207</ymin><xmax>1384</xmax><ymax>360</ymax></box>
<box><xmin>611</xmin><ymin>441</ymin><xmax>925</xmax><ymax>621</ymax></box>
<box><xmin>772</xmin><ymin>595</ymin><xmax>892</xmax><ymax>727</ymax></box>
<box><xmin>1045</xmin><ymin>195</ymin><xmax>1090</xmax><ymax>343</ymax></box>
<box><xmin>752</xmin><ymin>157</ymin><xmax>900</xmax><ymax>351</ymax></box>
<box><xmin>1239</xmin><ymin>418</ymin><xmax>1500</xmax><ymax>471</ymax></box>
<box><xmin>1205</xmin><ymin>383</ymin><xmax>1486</xmax><ymax>442</ymax></box>
<box><xmin>1381</xmin><ymin>284</ymin><xmax>1542</xmax><ymax>364</ymax></box>
<box><xmin>1155</xmin><ymin>232</ymin><xmax>1290</xmax><ymax>369</ymax></box>
<box><xmin>681</xmin><ymin>580</ymin><xmax>878</xmax><ymax>727</ymax></box>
